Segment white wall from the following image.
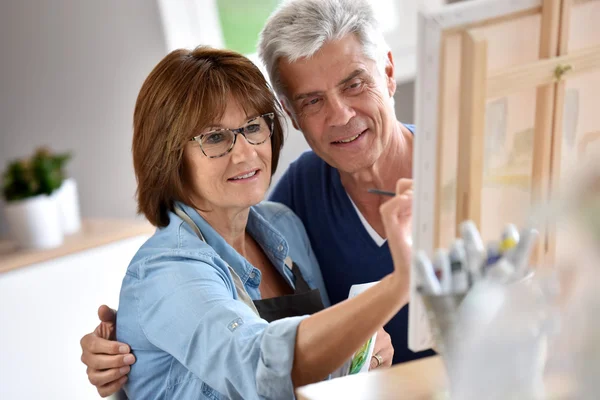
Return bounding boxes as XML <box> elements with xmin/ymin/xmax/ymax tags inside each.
<box><xmin>0</xmin><ymin>0</ymin><xmax>168</xmax><ymax>236</ymax></box>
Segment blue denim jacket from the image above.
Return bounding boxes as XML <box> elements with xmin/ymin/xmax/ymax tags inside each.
<box><xmin>117</xmin><ymin>201</ymin><xmax>330</xmax><ymax>400</ymax></box>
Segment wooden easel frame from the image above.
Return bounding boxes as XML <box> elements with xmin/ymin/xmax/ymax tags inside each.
<box><xmin>456</xmin><ymin>0</ymin><xmax>600</xmax><ymax>263</ymax></box>
<box><xmin>411</xmin><ymin>0</ymin><xmax>600</xmax><ymax>351</ymax></box>
<box><xmin>412</xmin><ymin>0</ymin><xmax>543</xmax><ymax>352</ymax></box>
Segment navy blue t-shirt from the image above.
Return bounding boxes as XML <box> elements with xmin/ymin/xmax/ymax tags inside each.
<box><xmin>269</xmin><ymin>124</ymin><xmax>435</xmax><ymax>365</ymax></box>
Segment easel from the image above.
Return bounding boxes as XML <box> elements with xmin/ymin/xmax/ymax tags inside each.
<box><xmin>455</xmin><ymin>0</ymin><xmax>600</xmax><ymax>265</ymax></box>
<box><xmin>412</xmin><ymin>0</ymin><xmax>600</xmax><ymax>352</ymax></box>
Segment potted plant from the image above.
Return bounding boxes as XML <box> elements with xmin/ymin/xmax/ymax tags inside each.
<box><xmin>49</xmin><ymin>150</ymin><xmax>81</xmax><ymax>235</ymax></box>
<box><xmin>1</xmin><ymin>147</ymin><xmax>71</xmax><ymax>249</ymax></box>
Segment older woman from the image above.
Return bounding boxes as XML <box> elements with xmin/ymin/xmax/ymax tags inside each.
<box><xmin>82</xmin><ymin>47</ymin><xmax>413</xmax><ymax>399</ymax></box>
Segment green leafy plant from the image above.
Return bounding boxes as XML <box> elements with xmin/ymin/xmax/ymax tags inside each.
<box><xmin>2</xmin><ymin>147</ymin><xmax>71</xmax><ymax>202</ymax></box>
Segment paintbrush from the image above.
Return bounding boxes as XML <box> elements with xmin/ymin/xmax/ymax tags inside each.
<box><xmin>367</xmin><ymin>188</ymin><xmax>395</xmax><ymax>197</ymax></box>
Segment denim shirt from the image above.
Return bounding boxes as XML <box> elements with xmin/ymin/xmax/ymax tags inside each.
<box><xmin>117</xmin><ymin>201</ymin><xmax>331</xmax><ymax>400</ymax></box>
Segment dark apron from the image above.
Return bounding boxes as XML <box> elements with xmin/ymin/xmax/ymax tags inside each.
<box><xmin>253</xmin><ymin>261</ymin><xmax>325</xmax><ymax>322</ymax></box>
<box><xmin>174</xmin><ymin>205</ymin><xmax>325</xmax><ymax>322</ymax></box>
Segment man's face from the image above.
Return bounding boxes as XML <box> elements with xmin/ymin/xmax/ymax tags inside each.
<box><xmin>278</xmin><ymin>34</ymin><xmax>397</xmax><ymax>173</ymax></box>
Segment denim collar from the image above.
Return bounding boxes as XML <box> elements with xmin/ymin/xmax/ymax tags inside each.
<box><xmin>174</xmin><ymin>201</ymin><xmax>291</xmax><ymax>286</ymax></box>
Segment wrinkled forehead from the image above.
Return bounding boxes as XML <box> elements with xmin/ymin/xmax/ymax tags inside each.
<box><xmin>277</xmin><ymin>35</ymin><xmax>379</xmax><ymax>99</ymax></box>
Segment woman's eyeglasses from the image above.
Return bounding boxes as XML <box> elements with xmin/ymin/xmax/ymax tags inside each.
<box><xmin>190</xmin><ymin>113</ymin><xmax>275</xmax><ymax>158</ymax></box>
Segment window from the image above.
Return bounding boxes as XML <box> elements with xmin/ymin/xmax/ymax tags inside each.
<box><xmin>216</xmin><ymin>0</ymin><xmax>281</xmax><ymax>55</ymax></box>
<box><xmin>157</xmin><ymin>0</ymin><xmax>446</xmax><ymax>82</ymax></box>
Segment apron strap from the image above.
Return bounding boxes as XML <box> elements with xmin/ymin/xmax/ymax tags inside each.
<box><xmin>173</xmin><ymin>204</ymin><xmax>206</xmax><ymax>241</ymax></box>
<box><xmin>290</xmin><ymin>262</ymin><xmax>312</xmax><ymax>293</ymax></box>
<box><xmin>173</xmin><ymin>205</ymin><xmax>261</xmax><ymax>318</ymax></box>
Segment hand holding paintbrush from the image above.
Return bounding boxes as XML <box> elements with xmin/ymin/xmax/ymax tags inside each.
<box><xmin>378</xmin><ymin>179</ymin><xmax>414</xmax><ymax>285</ymax></box>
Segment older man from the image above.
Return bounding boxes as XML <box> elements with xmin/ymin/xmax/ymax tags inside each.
<box><xmin>80</xmin><ymin>0</ymin><xmax>433</xmax><ymax>396</ymax></box>
<box><xmin>260</xmin><ymin>0</ymin><xmax>434</xmax><ymax>366</ymax></box>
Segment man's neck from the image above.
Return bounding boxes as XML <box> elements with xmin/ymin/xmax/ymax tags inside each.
<box><xmin>338</xmin><ymin>121</ymin><xmax>413</xmax><ymax>237</ymax></box>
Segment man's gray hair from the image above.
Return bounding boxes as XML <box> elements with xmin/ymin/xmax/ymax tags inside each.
<box><xmin>258</xmin><ymin>0</ymin><xmax>390</xmax><ymax>98</ymax></box>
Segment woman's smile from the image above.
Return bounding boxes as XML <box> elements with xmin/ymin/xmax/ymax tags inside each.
<box><xmin>227</xmin><ymin>168</ymin><xmax>261</xmax><ymax>183</ymax></box>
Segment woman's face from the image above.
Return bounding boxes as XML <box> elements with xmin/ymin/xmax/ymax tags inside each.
<box><xmin>183</xmin><ymin>98</ymin><xmax>273</xmax><ymax>213</ymax></box>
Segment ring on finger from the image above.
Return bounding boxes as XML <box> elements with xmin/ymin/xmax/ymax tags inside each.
<box><xmin>372</xmin><ymin>353</ymin><xmax>383</xmax><ymax>368</ymax></box>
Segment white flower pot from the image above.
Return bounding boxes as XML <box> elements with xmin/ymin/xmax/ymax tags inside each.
<box><xmin>55</xmin><ymin>177</ymin><xmax>81</xmax><ymax>235</ymax></box>
<box><xmin>3</xmin><ymin>194</ymin><xmax>64</xmax><ymax>249</ymax></box>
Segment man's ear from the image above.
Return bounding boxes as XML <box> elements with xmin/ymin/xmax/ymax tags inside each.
<box><xmin>280</xmin><ymin>97</ymin><xmax>300</xmax><ymax>130</ymax></box>
<box><xmin>384</xmin><ymin>51</ymin><xmax>397</xmax><ymax>98</ymax></box>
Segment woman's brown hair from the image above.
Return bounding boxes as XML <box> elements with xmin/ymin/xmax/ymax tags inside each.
<box><xmin>132</xmin><ymin>46</ymin><xmax>285</xmax><ymax>227</ymax></box>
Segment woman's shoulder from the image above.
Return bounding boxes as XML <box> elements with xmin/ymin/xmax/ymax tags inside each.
<box><xmin>252</xmin><ymin>201</ymin><xmax>302</xmax><ymax>227</ymax></box>
<box><xmin>252</xmin><ymin>201</ymin><xmax>311</xmax><ymax>249</ymax></box>
<box><xmin>119</xmin><ymin>215</ymin><xmax>236</xmax><ymax>326</ymax></box>
<box><xmin>126</xmin><ymin>215</ymin><xmax>222</xmax><ymax>279</ymax></box>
